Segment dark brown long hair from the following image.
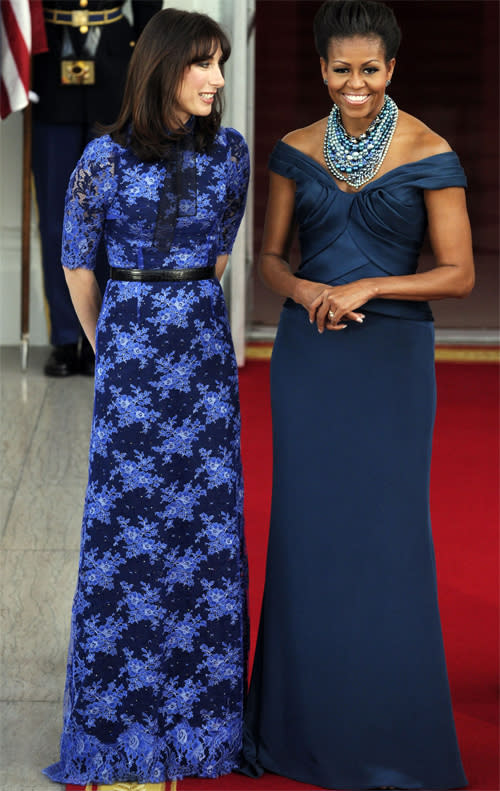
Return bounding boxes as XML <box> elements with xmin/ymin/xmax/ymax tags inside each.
<box><xmin>102</xmin><ymin>8</ymin><xmax>231</xmax><ymax>161</ymax></box>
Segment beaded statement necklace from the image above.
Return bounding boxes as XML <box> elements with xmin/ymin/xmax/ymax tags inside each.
<box><xmin>324</xmin><ymin>95</ymin><xmax>398</xmax><ymax>189</ymax></box>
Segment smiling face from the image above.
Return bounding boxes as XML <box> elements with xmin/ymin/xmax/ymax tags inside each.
<box><xmin>321</xmin><ymin>35</ymin><xmax>395</xmax><ymax>131</ymax></box>
<box><xmin>175</xmin><ymin>43</ymin><xmax>225</xmax><ymax>125</ymax></box>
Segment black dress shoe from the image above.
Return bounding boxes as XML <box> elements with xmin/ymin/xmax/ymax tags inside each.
<box><xmin>44</xmin><ymin>344</ymin><xmax>80</xmax><ymax>377</ymax></box>
<box><xmin>79</xmin><ymin>336</ymin><xmax>95</xmax><ymax>376</ymax></box>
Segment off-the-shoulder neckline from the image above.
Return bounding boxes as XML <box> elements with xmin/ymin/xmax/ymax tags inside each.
<box><xmin>274</xmin><ymin>140</ymin><xmax>458</xmax><ymax>194</ymax></box>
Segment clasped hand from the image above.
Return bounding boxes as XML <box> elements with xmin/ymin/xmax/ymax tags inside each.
<box><xmin>297</xmin><ymin>279</ymin><xmax>373</xmax><ymax>333</ymax></box>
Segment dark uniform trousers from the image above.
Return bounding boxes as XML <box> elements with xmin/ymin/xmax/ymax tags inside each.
<box><xmin>32</xmin><ymin>0</ymin><xmax>161</xmax><ymax>346</ymax></box>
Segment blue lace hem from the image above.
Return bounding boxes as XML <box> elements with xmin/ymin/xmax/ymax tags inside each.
<box><xmin>43</xmin><ymin>718</ymin><xmax>243</xmax><ymax>784</ymax></box>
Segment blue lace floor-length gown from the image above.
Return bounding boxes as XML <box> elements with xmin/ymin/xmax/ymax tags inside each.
<box><xmin>242</xmin><ymin>143</ymin><xmax>468</xmax><ymax>790</ymax></box>
<box><xmin>43</xmin><ymin>125</ymin><xmax>249</xmax><ymax>785</ymax></box>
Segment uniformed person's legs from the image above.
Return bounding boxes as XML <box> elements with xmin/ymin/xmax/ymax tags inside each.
<box><xmin>33</xmin><ymin>120</ymin><xmax>82</xmax><ymax>375</ymax></box>
<box><xmin>33</xmin><ymin>120</ymin><xmax>107</xmax><ymax>376</ymax></box>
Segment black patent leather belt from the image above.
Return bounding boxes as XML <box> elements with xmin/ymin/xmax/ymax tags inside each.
<box><xmin>110</xmin><ymin>266</ymin><xmax>216</xmax><ymax>283</ymax></box>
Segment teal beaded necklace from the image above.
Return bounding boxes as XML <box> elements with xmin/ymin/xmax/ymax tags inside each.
<box><xmin>324</xmin><ymin>95</ymin><xmax>398</xmax><ymax>189</ymax></box>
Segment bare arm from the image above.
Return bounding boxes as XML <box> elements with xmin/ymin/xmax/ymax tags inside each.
<box><xmin>63</xmin><ymin>267</ymin><xmax>102</xmax><ymax>352</ymax></box>
<box><xmin>259</xmin><ymin>171</ymin><xmax>298</xmax><ymax>298</ymax></box>
<box><xmin>374</xmin><ymin>187</ymin><xmax>474</xmax><ymax>299</ymax></box>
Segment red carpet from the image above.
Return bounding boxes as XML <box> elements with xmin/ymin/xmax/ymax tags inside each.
<box><xmin>67</xmin><ymin>358</ymin><xmax>499</xmax><ymax>791</ymax></box>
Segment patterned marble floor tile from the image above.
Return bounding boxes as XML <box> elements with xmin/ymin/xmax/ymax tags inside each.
<box><xmin>0</xmin><ymin>549</ymin><xmax>77</xmax><ymax>701</ymax></box>
<box><xmin>23</xmin><ymin>378</ymin><xmax>94</xmax><ymax>486</ymax></box>
<box><xmin>1</xmin><ymin>481</ymin><xmax>85</xmax><ymax>550</ymax></box>
<box><xmin>0</xmin><ymin>700</ymin><xmax>64</xmax><ymax>790</ymax></box>
<box><xmin>0</xmin><ymin>373</ymin><xmax>47</xmax><ymax>488</ymax></box>
<box><xmin>1</xmin><ymin>345</ymin><xmax>95</xmax><ymax>486</ymax></box>
<box><xmin>0</xmin><ymin>345</ymin><xmax>49</xmax><ymax>383</ymax></box>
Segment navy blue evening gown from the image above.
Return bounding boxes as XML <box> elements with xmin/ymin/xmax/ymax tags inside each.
<box><xmin>243</xmin><ymin>143</ymin><xmax>468</xmax><ymax>790</ymax></box>
<box><xmin>43</xmin><ymin>126</ymin><xmax>249</xmax><ymax>784</ymax></box>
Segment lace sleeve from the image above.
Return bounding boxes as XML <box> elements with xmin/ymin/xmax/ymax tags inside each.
<box><xmin>62</xmin><ymin>136</ymin><xmax>118</xmax><ymax>270</ymax></box>
<box><xmin>216</xmin><ymin>128</ymin><xmax>250</xmax><ymax>256</ymax></box>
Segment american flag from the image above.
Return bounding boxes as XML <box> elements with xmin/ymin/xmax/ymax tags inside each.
<box><xmin>0</xmin><ymin>0</ymin><xmax>47</xmax><ymax>120</ymax></box>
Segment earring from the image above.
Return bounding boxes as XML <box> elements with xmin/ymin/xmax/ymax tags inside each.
<box><xmin>324</xmin><ymin>78</ymin><xmax>328</xmax><ymax>85</ymax></box>
<box><xmin>386</xmin><ymin>79</ymin><xmax>391</xmax><ymax>87</ymax></box>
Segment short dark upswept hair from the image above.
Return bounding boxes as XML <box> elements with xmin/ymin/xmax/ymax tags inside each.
<box><xmin>103</xmin><ymin>8</ymin><xmax>231</xmax><ymax>161</ymax></box>
<box><xmin>313</xmin><ymin>0</ymin><xmax>401</xmax><ymax>62</ymax></box>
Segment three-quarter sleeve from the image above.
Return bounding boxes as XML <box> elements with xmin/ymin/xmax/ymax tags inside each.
<box><xmin>216</xmin><ymin>128</ymin><xmax>250</xmax><ymax>256</ymax></box>
<box><xmin>62</xmin><ymin>136</ymin><xmax>118</xmax><ymax>271</ymax></box>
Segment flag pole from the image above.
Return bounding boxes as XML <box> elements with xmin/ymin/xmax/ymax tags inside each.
<box><xmin>2</xmin><ymin>0</ymin><xmax>46</xmax><ymax>370</ymax></box>
<box><xmin>20</xmin><ymin>96</ymin><xmax>32</xmax><ymax>371</ymax></box>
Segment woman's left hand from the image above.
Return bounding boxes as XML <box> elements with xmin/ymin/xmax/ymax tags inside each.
<box><xmin>309</xmin><ymin>279</ymin><xmax>375</xmax><ymax>332</ymax></box>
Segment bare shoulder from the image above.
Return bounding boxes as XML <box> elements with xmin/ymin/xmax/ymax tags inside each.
<box><xmin>396</xmin><ymin>110</ymin><xmax>452</xmax><ymax>160</ymax></box>
<box><xmin>282</xmin><ymin>118</ymin><xmax>327</xmax><ymax>159</ymax></box>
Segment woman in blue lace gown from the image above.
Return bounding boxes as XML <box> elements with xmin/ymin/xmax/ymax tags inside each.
<box><xmin>243</xmin><ymin>2</ymin><xmax>474</xmax><ymax>789</ymax></box>
<box><xmin>43</xmin><ymin>9</ymin><xmax>249</xmax><ymax>785</ymax></box>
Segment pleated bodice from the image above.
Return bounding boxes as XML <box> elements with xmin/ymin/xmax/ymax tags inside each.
<box><xmin>270</xmin><ymin>142</ymin><xmax>467</xmax><ymax>321</ymax></box>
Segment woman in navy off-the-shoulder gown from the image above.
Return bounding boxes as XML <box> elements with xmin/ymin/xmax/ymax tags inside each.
<box><xmin>243</xmin><ymin>2</ymin><xmax>474</xmax><ymax>789</ymax></box>
<box><xmin>43</xmin><ymin>9</ymin><xmax>249</xmax><ymax>786</ymax></box>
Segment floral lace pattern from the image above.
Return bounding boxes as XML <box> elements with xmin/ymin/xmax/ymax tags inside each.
<box><xmin>43</xmin><ymin>127</ymin><xmax>250</xmax><ymax>785</ymax></box>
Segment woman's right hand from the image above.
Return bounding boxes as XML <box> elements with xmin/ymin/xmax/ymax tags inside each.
<box><xmin>293</xmin><ymin>278</ymin><xmax>365</xmax><ymax>332</ymax></box>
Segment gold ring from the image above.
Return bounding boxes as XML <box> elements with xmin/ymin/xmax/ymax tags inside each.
<box><xmin>328</xmin><ymin>309</ymin><xmax>335</xmax><ymax>320</ymax></box>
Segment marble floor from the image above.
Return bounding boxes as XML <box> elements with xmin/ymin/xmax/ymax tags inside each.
<box><xmin>1</xmin><ymin>345</ymin><xmax>95</xmax><ymax>791</ymax></box>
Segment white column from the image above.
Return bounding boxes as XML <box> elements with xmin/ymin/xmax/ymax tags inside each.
<box><xmin>168</xmin><ymin>0</ymin><xmax>222</xmax><ymax>17</ymax></box>
<box><xmin>221</xmin><ymin>0</ymin><xmax>255</xmax><ymax>367</ymax></box>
